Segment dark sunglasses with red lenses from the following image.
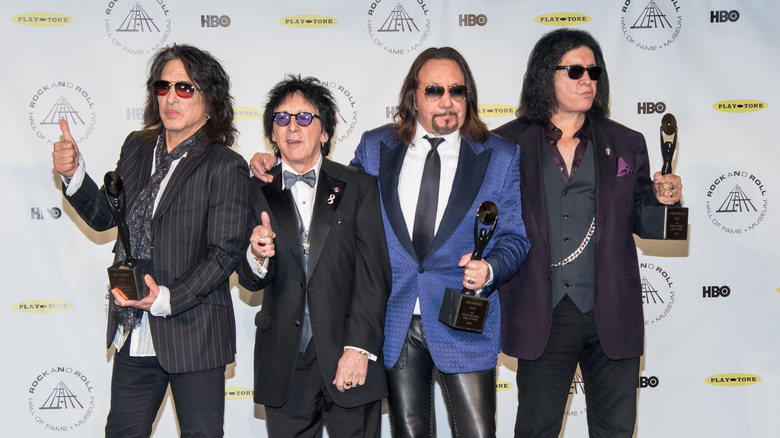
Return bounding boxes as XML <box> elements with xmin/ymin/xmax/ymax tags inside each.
<box><xmin>273</xmin><ymin>112</ymin><xmax>320</xmax><ymax>127</ymax></box>
<box><xmin>555</xmin><ymin>65</ymin><xmax>603</xmax><ymax>81</ymax></box>
<box><xmin>420</xmin><ymin>84</ymin><xmax>468</xmax><ymax>102</ymax></box>
<box><xmin>152</xmin><ymin>80</ymin><xmax>199</xmax><ymax>98</ymax></box>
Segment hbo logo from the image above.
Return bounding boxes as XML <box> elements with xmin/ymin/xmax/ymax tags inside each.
<box><xmin>201</xmin><ymin>15</ymin><xmax>231</xmax><ymax>28</ymax></box>
<box><xmin>638</xmin><ymin>376</ymin><xmax>659</xmax><ymax>388</ymax></box>
<box><xmin>459</xmin><ymin>14</ymin><xmax>487</xmax><ymax>27</ymax></box>
<box><xmin>710</xmin><ymin>10</ymin><xmax>740</xmax><ymax>23</ymax></box>
<box><xmin>702</xmin><ymin>286</ymin><xmax>731</xmax><ymax>298</ymax></box>
<box><xmin>637</xmin><ymin>101</ymin><xmax>666</xmax><ymax>114</ymax></box>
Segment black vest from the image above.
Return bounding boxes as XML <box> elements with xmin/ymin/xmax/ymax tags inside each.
<box><xmin>542</xmin><ymin>141</ymin><xmax>597</xmax><ymax>313</ymax></box>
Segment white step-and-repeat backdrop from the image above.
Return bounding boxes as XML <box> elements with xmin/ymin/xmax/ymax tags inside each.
<box><xmin>2</xmin><ymin>1</ymin><xmax>778</xmax><ymax>436</ymax></box>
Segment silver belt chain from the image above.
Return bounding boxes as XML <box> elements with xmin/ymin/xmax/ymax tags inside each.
<box><xmin>551</xmin><ymin>216</ymin><xmax>596</xmax><ymax>268</ymax></box>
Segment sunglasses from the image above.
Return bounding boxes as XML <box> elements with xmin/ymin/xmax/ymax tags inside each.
<box><xmin>273</xmin><ymin>112</ymin><xmax>320</xmax><ymax>127</ymax></box>
<box><xmin>420</xmin><ymin>85</ymin><xmax>468</xmax><ymax>102</ymax></box>
<box><xmin>152</xmin><ymin>80</ymin><xmax>200</xmax><ymax>98</ymax></box>
<box><xmin>555</xmin><ymin>65</ymin><xmax>603</xmax><ymax>81</ymax></box>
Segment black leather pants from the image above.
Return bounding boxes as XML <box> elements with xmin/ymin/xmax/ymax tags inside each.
<box><xmin>386</xmin><ymin>315</ymin><xmax>496</xmax><ymax>437</ymax></box>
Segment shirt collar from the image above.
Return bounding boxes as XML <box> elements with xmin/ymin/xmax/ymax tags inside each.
<box><xmin>413</xmin><ymin>120</ymin><xmax>461</xmax><ymax>151</ymax></box>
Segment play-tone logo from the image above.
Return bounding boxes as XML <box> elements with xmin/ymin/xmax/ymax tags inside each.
<box><xmin>367</xmin><ymin>0</ymin><xmax>431</xmax><ymax>55</ymax></box>
<box><xmin>620</xmin><ymin>0</ymin><xmax>682</xmax><ymax>51</ymax></box>
<box><xmin>234</xmin><ymin>107</ymin><xmax>263</xmax><ymax>121</ymax></box>
<box><xmin>225</xmin><ymin>387</ymin><xmax>254</xmax><ymax>400</ymax></box>
<box><xmin>535</xmin><ymin>12</ymin><xmax>591</xmax><ymax>26</ymax></box>
<box><xmin>14</xmin><ymin>300</ymin><xmax>73</xmax><ymax>313</ymax></box>
<box><xmin>478</xmin><ymin>104</ymin><xmax>517</xmax><ymax>118</ymax></box>
<box><xmin>706</xmin><ymin>373</ymin><xmax>761</xmax><ymax>387</ymax></box>
<box><xmin>495</xmin><ymin>380</ymin><xmax>513</xmax><ymax>392</ymax></box>
<box><xmin>12</xmin><ymin>12</ymin><xmax>73</xmax><ymax>26</ymax></box>
<box><xmin>280</xmin><ymin>14</ymin><xmax>337</xmax><ymax>28</ymax></box>
<box><xmin>713</xmin><ymin>99</ymin><xmax>768</xmax><ymax>113</ymax></box>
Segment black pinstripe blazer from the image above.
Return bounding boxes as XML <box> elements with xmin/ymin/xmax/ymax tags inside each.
<box><xmin>64</xmin><ymin>130</ymin><xmax>251</xmax><ymax>373</ymax></box>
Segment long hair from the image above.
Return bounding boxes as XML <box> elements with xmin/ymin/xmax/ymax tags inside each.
<box><xmin>262</xmin><ymin>75</ymin><xmax>338</xmax><ymax>157</ymax></box>
<box><xmin>394</xmin><ymin>47</ymin><xmax>489</xmax><ymax>145</ymax></box>
<box><xmin>142</xmin><ymin>44</ymin><xmax>237</xmax><ymax>145</ymax></box>
<box><xmin>517</xmin><ymin>29</ymin><xmax>610</xmax><ymax>123</ymax></box>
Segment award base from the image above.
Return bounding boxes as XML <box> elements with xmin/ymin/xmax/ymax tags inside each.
<box><xmin>640</xmin><ymin>206</ymin><xmax>689</xmax><ymax>240</ymax></box>
<box><xmin>107</xmin><ymin>259</ymin><xmax>153</xmax><ymax>301</ymax></box>
<box><xmin>438</xmin><ymin>287</ymin><xmax>490</xmax><ymax>333</ymax></box>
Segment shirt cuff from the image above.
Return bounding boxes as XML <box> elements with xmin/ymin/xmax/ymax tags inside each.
<box><xmin>150</xmin><ymin>285</ymin><xmax>171</xmax><ymax>317</ymax></box>
<box><xmin>246</xmin><ymin>246</ymin><xmax>268</xmax><ymax>278</ymax></box>
<box><xmin>63</xmin><ymin>153</ymin><xmax>86</xmax><ymax>196</ymax></box>
<box><xmin>344</xmin><ymin>346</ymin><xmax>377</xmax><ymax>362</ymax></box>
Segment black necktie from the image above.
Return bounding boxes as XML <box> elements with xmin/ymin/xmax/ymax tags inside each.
<box><xmin>283</xmin><ymin>169</ymin><xmax>316</xmax><ymax>188</ymax></box>
<box><xmin>412</xmin><ymin>135</ymin><xmax>444</xmax><ymax>260</ymax></box>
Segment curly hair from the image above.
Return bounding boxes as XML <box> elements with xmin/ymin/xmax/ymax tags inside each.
<box><xmin>517</xmin><ymin>29</ymin><xmax>610</xmax><ymax>123</ymax></box>
<box><xmin>142</xmin><ymin>44</ymin><xmax>237</xmax><ymax>145</ymax></box>
<box><xmin>394</xmin><ymin>47</ymin><xmax>489</xmax><ymax>145</ymax></box>
<box><xmin>262</xmin><ymin>75</ymin><xmax>338</xmax><ymax>157</ymax></box>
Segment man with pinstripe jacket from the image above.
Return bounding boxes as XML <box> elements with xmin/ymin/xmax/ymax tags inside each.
<box><xmin>52</xmin><ymin>44</ymin><xmax>251</xmax><ymax>437</ymax></box>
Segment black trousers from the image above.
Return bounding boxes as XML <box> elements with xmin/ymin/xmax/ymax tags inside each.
<box><xmin>386</xmin><ymin>315</ymin><xmax>496</xmax><ymax>438</ymax></box>
<box><xmin>105</xmin><ymin>342</ymin><xmax>226</xmax><ymax>438</ymax></box>
<box><xmin>514</xmin><ymin>296</ymin><xmax>640</xmax><ymax>438</ymax></box>
<box><xmin>265</xmin><ymin>342</ymin><xmax>382</xmax><ymax>438</ymax></box>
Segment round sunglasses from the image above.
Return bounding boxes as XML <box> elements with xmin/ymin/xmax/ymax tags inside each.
<box><xmin>272</xmin><ymin>112</ymin><xmax>320</xmax><ymax>127</ymax></box>
<box><xmin>555</xmin><ymin>65</ymin><xmax>603</xmax><ymax>81</ymax></box>
<box><xmin>152</xmin><ymin>80</ymin><xmax>200</xmax><ymax>98</ymax></box>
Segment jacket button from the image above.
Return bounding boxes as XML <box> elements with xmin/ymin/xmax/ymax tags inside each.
<box><xmin>294</xmin><ymin>321</ymin><xmax>302</xmax><ymax>327</ymax></box>
<box><xmin>418</xmin><ymin>267</ymin><xmax>424</xmax><ymax>273</ymax></box>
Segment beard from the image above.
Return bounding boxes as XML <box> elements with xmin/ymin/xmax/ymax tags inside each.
<box><xmin>431</xmin><ymin>112</ymin><xmax>460</xmax><ymax>135</ymax></box>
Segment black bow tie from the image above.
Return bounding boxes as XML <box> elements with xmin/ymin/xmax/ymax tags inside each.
<box><xmin>283</xmin><ymin>169</ymin><xmax>316</xmax><ymax>188</ymax></box>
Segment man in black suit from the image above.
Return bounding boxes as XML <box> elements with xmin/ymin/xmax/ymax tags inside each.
<box><xmin>494</xmin><ymin>29</ymin><xmax>682</xmax><ymax>437</ymax></box>
<box><xmin>237</xmin><ymin>75</ymin><xmax>391</xmax><ymax>437</ymax></box>
<box><xmin>52</xmin><ymin>44</ymin><xmax>251</xmax><ymax>437</ymax></box>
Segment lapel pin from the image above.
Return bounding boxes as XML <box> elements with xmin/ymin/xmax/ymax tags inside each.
<box><xmin>605</xmin><ymin>147</ymin><xmax>612</xmax><ymax>156</ymax></box>
<box><xmin>327</xmin><ymin>194</ymin><xmax>336</xmax><ymax>205</ymax></box>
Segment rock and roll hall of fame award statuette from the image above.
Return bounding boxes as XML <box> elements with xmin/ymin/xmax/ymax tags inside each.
<box><xmin>104</xmin><ymin>171</ymin><xmax>153</xmax><ymax>300</ymax></box>
<box><xmin>640</xmin><ymin>113</ymin><xmax>689</xmax><ymax>240</ymax></box>
<box><xmin>438</xmin><ymin>201</ymin><xmax>497</xmax><ymax>334</ymax></box>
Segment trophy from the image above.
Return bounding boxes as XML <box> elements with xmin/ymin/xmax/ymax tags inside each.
<box><xmin>640</xmin><ymin>113</ymin><xmax>689</xmax><ymax>240</ymax></box>
<box><xmin>438</xmin><ymin>201</ymin><xmax>497</xmax><ymax>333</ymax></box>
<box><xmin>104</xmin><ymin>171</ymin><xmax>153</xmax><ymax>300</ymax></box>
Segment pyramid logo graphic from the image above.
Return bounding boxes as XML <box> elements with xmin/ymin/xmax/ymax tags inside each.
<box><xmin>630</xmin><ymin>0</ymin><xmax>673</xmax><ymax>29</ymax></box>
<box><xmin>378</xmin><ymin>3</ymin><xmax>419</xmax><ymax>32</ymax></box>
<box><xmin>39</xmin><ymin>381</ymin><xmax>84</xmax><ymax>410</ymax></box>
<box><xmin>716</xmin><ymin>185</ymin><xmax>757</xmax><ymax>213</ymax></box>
<box><xmin>40</xmin><ymin>96</ymin><xmax>84</xmax><ymax>126</ymax></box>
<box><xmin>641</xmin><ymin>277</ymin><xmax>665</xmax><ymax>304</ymax></box>
<box><xmin>116</xmin><ymin>3</ymin><xmax>160</xmax><ymax>32</ymax></box>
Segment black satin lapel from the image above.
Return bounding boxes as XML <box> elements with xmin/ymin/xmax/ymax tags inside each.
<box><xmin>262</xmin><ymin>176</ymin><xmax>305</xmax><ymax>269</ymax></box>
<box><xmin>380</xmin><ymin>140</ymin><xmax>417</xmax><ymax>261</ymax></box>
<box><xmin>428</xmin><ymin>138</ymin><xmax>490</xmax><ymax>258</ymax></box>
<box><xmin>306</xmin><ymin>163</ymin><xmax>343</xmax><ymax>280</ymax></box>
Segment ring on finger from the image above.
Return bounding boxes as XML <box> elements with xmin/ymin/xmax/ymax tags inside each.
<box><xmin>467</xmin><ymin>277</ymin><xmax>475</xmax><ymax>285</ymax></box>
<box><xmin>669</xmin><ymin>182</ymin><xmax>676</xmax><ymax>190</ymax></box>
<box><xmin>261</xmin><ymin>251</ymin><xmax>266</xmax><ymax>258</ymax></box>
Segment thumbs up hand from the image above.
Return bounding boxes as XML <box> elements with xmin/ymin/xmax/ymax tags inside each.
<box><xmin>52</xmin><ymin>119</ymin><xmax>80</xmax><ymax>178</ymax></box>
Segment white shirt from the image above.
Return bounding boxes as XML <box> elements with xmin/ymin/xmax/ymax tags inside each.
<box><xmin>64</xmin><ymin>139</ymin><xmax>178</xmax><ymax>356</ymax></box>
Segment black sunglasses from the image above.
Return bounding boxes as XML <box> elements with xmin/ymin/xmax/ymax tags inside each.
<box><xmin>420</xmin><ymin>85</ymin><xmax>468</xmax><ymax>102</ymax></box>
<box><xmin>555</xmin><ymin>65</ymin><xmax>603</xmax><ymax>81</ymax></box>
<box><xmin>273</xmin><ymin>112</ymin><xmax>320</xmax><ymax>127</ymax></box>
<box><xmin>152</xmin><ymin>81</ymin><xmax>200</xmax><ymax>98</ymax></box>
